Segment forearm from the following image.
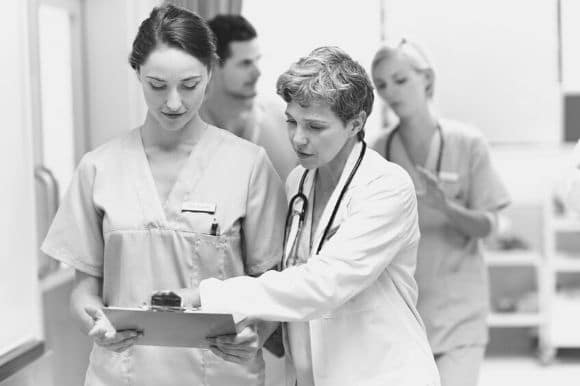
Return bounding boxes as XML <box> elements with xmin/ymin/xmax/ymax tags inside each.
<box><xmin>70</xmin><ymin>270</ymin><xmax>104</xmax><ymax>334</ymax></box>
<box><xmin>443</xmin><ymin>200</ymin><xmax>493</xmax><ymax>238</ymax></box>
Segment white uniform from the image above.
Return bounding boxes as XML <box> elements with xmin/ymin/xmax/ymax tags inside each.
<box><xmin>42</xmin><ymin>126</ymin><xmax>286</xmax><ymax>386</ymax></box>
<box><xmin>201</xmin><ymin>141</ymin><xmax>441</xmax><ymax>386</ymax></box>
<box><xmin>372</xmin><ymin>119</ymin><xmax>510</xmax><ymax>386</ymax></box>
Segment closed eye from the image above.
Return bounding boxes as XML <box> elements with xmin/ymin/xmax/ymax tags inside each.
<box><xmin>150</xmin><ymin>82</ymin><xmax>166</xmax><ymax>90</ymax></box>
<box><xmin>182</xmin><ymin>82</ymin><xmax>199</xmax><ymax>90</ymax></box>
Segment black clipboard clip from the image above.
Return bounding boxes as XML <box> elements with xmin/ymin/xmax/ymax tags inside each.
<box><xmin>149</xmin><ymin>291</ymin><xmax>185</xmax><ymax>312</ymax></box>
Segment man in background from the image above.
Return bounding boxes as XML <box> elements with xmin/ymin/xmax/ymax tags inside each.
<box><xmin>201</xmin><ymin>14</ymin><xmax>296</xmax><ymax>180</ymax></box>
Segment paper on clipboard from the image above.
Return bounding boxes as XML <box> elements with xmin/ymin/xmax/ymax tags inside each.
<box><xmin>103</xmin><ymin>307</ymin><xmax>236</xmax><ymax>348</ymax></box>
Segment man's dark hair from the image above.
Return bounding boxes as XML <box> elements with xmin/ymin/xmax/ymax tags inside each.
<box><xmin>207</xmin><ymin>15</ymin><xmax>257</xmax><ymax>63</ymax></box>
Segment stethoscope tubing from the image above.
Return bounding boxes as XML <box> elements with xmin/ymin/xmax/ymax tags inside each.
<box><xmin>282</xmin><ymin>141</ymin><xmax>367</xmax><ymax>267</ymax></box>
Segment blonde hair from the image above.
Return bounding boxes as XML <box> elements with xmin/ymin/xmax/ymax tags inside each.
<box><xmin>371</xmin><ymin>39</ymin><xmax>435</xmax><ymax>98</ymax></box>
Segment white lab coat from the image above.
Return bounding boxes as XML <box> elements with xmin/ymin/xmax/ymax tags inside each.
<box><xmin>201</xmin><ymin>142</ymin><xmax>440</xmax><ymax>386</ymax></box>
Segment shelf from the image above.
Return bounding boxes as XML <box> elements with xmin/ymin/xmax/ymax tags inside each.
<box><xmin>551</xmin><ymin>215</ymin><xmax>580</xmax><ymax>232</ymax></box>
<box><xmin>487</xmin><ymin>312</ymin><xmax>543</xmax><ymax>327</ymax></box>
<box><xmin>485</xmin><ymin>250</ymin><xmax>541</xmax><ymax>267</ymax></box>
<box><xmin>552</xmin><ymin>252</ymin><xmax>580</xmax><ymax>272</ymax></box>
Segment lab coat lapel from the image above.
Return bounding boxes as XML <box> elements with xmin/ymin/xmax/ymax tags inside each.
<box><xmin>311</xmin><ymin>141</ymin><xmax>362</xmax><ymax>254</ymax></box>
<box><xmin>283</xmin><ymin>169</ymin><xmax>315</xmax><ymax>267</ymax></box>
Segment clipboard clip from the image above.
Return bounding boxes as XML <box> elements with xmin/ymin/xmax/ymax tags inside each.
<box><xmin>149</xmin><ymin>291</ymin><xmax>185</xmax><ymax>312</ymax></box>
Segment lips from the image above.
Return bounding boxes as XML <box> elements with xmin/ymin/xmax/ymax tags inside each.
<box><xmin>295</xmin><ymin>150</ymin><xmax>313</xmax><ymax>159</ymax></box>
<box><xmin>162</xmin><ymin>112</ymin><xmax>185</xmax><ymax>119</ymax></box>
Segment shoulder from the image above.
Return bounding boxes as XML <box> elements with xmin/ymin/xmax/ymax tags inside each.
<box><xmin>254</xmin><ymin>97</ymin><xmax>286</xmax><ymax>127</ymax></box>
<box><xmin>211</xmin><ymin>125</ymin><xmax>268</xmax><ymax>161</ymax></box>
<box><xmin>367</xmin><ymin>126</ymin><xmax>396</xmax><ymax>156</ymax></box>
<box><xmin>355</xmin><ymin>145</ymin><xmax>415</xmax><ymax>193</ymax></box>
<box><xmin>77</xmin><ymin>128</ymin><xmax>137</xmax><ymax>173</ymax></box>
<box><xmin>441</xmin><ymin>119</ymin><xmax>486</xmax><ymax>145</ymax></box>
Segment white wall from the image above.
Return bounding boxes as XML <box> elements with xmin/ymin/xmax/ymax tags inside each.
<box><xmin>0</xmin><ymin>0</ymin><xmax>43</xmax><ymax>356</ymax></box>
<box><xmin>385</xmin><ymin>0</ymin><xmax>561</xmax><ymax>144</ymax></box>
<box><xmin>84</xmin><ymin>0</ymin><xmax>157</xmax><ymax>148</ymax></box>
<box><xmin>242</xmin><ymin>0</ymin><xmax>384</xmax><ymax>135</ymax></box>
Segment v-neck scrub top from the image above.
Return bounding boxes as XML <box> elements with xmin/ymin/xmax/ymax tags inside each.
<box><xmin>371</xmin><ymin>119</ymin><xmax>510</xmax><ymax>353</ymax></box>
<box><xmin>41</xmin><ymin>125</ymin><xmax>287</xmax><ymax>386</ymax></box>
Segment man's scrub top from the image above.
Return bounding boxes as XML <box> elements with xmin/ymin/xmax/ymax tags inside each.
<box><xmin>41</xmin><ymin>125</ymin><xmax>287</xmax><ymax>386</ymax></box>
<box><xmin>372</xmin><ymin>119</ymin><xmax>510</xmax><ymax>353</ymax></box>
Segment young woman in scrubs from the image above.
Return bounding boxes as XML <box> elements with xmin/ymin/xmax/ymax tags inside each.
<box><xmin>370</xmin><ymin>41</ymin><xmax>511</xmax><ymax>386</ymax></box>
<box><xmin>177</xmin><ymin>46</ymin><xmax>440</xmax><ymax>386</ymax></box>
<box><xmin>41</xmin><ymin>5</ymin><xmax>286</xmax><ymax>386</ymax></box>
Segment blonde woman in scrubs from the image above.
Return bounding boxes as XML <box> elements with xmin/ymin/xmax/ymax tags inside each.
<box><xmin>176</xmin><ymin>46</ymin><xmax>441</xmax><ymax>386</ymax></box>
<box><xmin>41</xmin><ymin>5</ymin><xmax>285</xmax><ymax>386</ymax></box>
<box><xmin>370</xmin><ymin>41</ymin><xmax>511</xmax><ymax>386</ymax></box>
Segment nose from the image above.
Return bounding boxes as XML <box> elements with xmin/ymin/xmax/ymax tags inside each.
<box><xmin>383</xmin><ymin>84</ymin><xmax>399</xmax><ymax>103</ymax></box>
<box><xmin>165</xmin><ymin>87</ymin><xmax>182</xmax><ymax>112</ymax></box>
<box><xmin>251</xmin><ymin>63</ymin><xmax>261</xmax><ymax>79</ymax></box>
<box><xmin>291</xmin><ymin>124</ymin><xmax>308</xmax><ymax>148</ymax></box>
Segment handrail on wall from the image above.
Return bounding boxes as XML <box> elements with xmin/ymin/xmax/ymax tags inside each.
<box><xmin>34</xmin><ymin>166</ymin><xmax>60</xmax><ymax>280</ymax></box>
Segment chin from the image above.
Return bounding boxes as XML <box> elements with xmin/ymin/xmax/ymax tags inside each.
<box><xmin>297</xmin><ymin>158</ymin><xmax>319</xmax><ymax>170</ymax></box>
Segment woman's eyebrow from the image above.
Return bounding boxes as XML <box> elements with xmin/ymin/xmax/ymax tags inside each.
<box><xmin>146</xmin><ymin>76</ymin><xmax>166</xmax><ymax>82</ymax></box>
<box><xmin>181</xmin><ymin>75</ymin><xmax>202</xmax><ymax>82</ymax></box>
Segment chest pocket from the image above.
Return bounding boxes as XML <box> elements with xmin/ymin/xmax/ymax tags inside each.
<box><xmin>439</xmin><ymin>172</ymin><xmax>466</xmax><ymax>203</ymax></box>
<box><xmin>182</xmin><ymin>211</ymin><xmax>243</xmax><ymax>283</ymax></box>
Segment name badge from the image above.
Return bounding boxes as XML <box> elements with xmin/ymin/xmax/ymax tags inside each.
<box><xmin>438</xmin><ymin>171</ymin><xmax>459</xmax><ymax>183</ymax></box>
<box><xmin>181</xmin><ymin>201</ymin><xmax>217</xmax><ymax>214</ymax></box>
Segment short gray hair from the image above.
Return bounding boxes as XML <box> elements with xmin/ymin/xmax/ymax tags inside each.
<box><xmin>276</xmin><ymin>46</ymin><xmax>374</xmax><ymax>140</ymax></box>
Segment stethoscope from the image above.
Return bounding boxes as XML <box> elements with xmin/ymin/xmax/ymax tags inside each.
<box><xmin>385</xmin><ymin>123</ymin><xmax>444</xmax><ymax>175</ymax></box>
<box><xmin>282</xmin><ymin>141</ymin><xmax>367</xmax><ymax>268</ymax></box>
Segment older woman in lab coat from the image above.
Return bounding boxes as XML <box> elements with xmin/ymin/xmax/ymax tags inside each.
<box><xmin>370</xmin><ymin>41</ymin><xmax>511</xmax><ymax>386</ymax></box>
<box><xmin>181</xmin><ymin>46</ymin><xmax>440</xmax><ymax>386</ymax></box>
<box><xmin>41</xmin><ymin>5</ymin><xmax>286</xmax><ymax>386</ymax></box>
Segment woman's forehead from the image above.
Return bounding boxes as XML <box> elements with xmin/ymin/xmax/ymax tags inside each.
<box><xmin>141</xmin><ymin>45</ymin><xmax>207</xmax><ymax>78</ymax></box>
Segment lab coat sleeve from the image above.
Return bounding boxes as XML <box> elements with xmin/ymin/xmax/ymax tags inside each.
<box><xmin>41</xmin><ymin>154</ymin><xmax>104</xmax><ymax>277</ymax></box>
<box><xmin>242</xmin><ymin>148</ymin><xmax>287</xmax><ymax>275</ymax></box>
<box><xmin>467</xmin><ymin>134</ymin><xmax>511</xmax><ymax>212</ymax></box>
<box><xmin>200</xmin><ymin>173</ymin><xmax>419</xmax><ymax>321</ymax></box>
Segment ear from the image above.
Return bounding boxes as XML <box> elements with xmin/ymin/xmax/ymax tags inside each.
<box><xmin>423</xmin><ymin>68</ymin><xmax>435</xmax><ymax>99</ymax></box>
<box><xmin>347</xmin><ymin>111</ymin><xmax>367</xmax><ymax>138</ymax></box>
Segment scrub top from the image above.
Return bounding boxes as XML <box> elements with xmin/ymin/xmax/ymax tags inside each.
<box><xmin>41</xmin><ymin>125</ymin><xmax>287</xmax><ymax>386</ymax></box>
<box><xmin>371</xmin><ymin>119</ymin><xmax>510</xmax><ymax>353</ymax></box>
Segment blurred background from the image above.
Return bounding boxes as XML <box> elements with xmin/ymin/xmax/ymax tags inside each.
<box><xmin>1</xmin><ymin>0</ymin><xmax>580</xmax><ymax>385</ymax></box>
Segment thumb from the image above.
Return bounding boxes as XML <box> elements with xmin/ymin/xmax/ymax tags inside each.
<box><xmin>84</xmin><ymin>306</ymin><xmax>103</xmax><ymax>322</ymax></box>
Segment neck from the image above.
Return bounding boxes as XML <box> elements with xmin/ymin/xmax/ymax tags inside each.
<box><xmin>202</xmin><ymin>82</ymin><xmax>255</xmax><ymax>129</ymax></box>
<box><xmin>141</xmin><ymin>112</ymin><xmax>206</xmax><ymax>150</ymax></box>
<box><xmin>317</xmin><ymin>137</ymin><xmax>358</xmax><ymax>193</ymax></box>
<box><xmin>397</xmin><ymin>108</ymin><xmax>438</xmax><ymax>148</ymax></box>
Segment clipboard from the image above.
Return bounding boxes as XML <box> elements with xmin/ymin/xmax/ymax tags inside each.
<box><xmin>103</xmin><ymin>307</ymin><xmax>236</xmax><ymax>348</ymax></box>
